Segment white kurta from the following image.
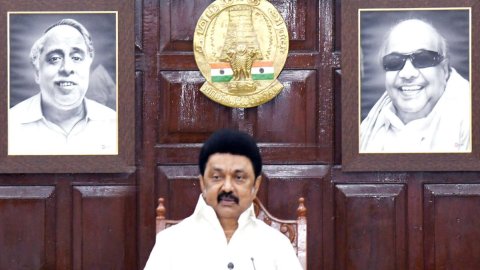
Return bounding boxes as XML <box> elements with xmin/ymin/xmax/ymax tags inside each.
<box><xmin>360</xmin><ymin>68</ymin><xmax>471</xmax><ymax>153</ymax></box>
<box><xmin>144</xmin><ymin>195</ymin><xmax>303</xmax><ymax>270</ymax></box>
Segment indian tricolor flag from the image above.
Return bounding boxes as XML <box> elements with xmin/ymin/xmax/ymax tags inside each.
<box><xmin>209</xmin><ymin>61</ymin><xmax>275</xmax><ymax>82</ymax></box>
<box><xmin>251</xmin><ymin>61</ymin><xmax>274</xmax><ymax>80</ymax></box>
<box><xmin>210</xmin><ymin>63</ymin><xmax>233</xmax><ymax>82</ymax></box>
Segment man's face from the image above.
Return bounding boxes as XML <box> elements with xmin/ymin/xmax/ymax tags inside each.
<box><xmin>383</xmin><ymin>20</ymin><xmax>449</xmax><ymax>123</ymax></box>
<box><xmin>35</xmin><ymin>25</ymin><xmax>92</xmax><ymax>110</ymax></box>
<box><xmin>200</xmin><ymin>153</ymin><xmax>261</xmax><ymax>221</ymax></box>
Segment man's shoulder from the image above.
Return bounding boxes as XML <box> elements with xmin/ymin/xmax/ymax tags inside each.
<box><xmin>9</xmin><ymin>94</ymin><xmax>42</xmax><ymax>123</ymax></box>
<box><xmin>85</xmin><ymin>98</ymin><xmax>117</xmax><ymax>120</ymax></box>
<box><xmin>155</xmin><ymin>216</ymin><xmax>196</xmax><ymax>239</ymax></box>
<box><xmin>252</xmin><ymin>217</ymin><xmax>295</xmax><ymax>244</ymax></box>
<box><xmin>249</xmin><ymin>218</ymin><xmax>303</xmax><ymax>269</ymax></box>
<box><xmin>10</xmin><ymin>94</ymin><xmax>40</xmax><ymax>112</ymax></box>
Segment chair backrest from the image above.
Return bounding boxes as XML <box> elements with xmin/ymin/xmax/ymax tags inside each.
<box><xmin>156</xmin><ymin>196</ymin><xmax>307</xmax><ymax>269</ymax></box>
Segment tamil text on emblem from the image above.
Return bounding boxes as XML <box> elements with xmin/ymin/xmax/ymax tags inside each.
<box><xmin>193</xmin><ymin>0</ymin><xmax>289</xmax><ymax>108</ymax></box>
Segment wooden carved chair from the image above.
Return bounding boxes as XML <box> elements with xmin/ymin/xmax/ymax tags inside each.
<box><xmin>156</xmin><ymin>197</ymin><xmax>307</xmax><ymax>269</ymax></box>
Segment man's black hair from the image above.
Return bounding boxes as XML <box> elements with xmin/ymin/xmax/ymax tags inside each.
<box><xmin>198</xmin><ymin>129</ymin><xmax>262</xmax><ymax>178</ymax></box>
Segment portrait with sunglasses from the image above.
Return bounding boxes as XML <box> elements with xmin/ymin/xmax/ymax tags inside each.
<box><xmin>382</xmin><ymin>49</ymin><xmax>445</xmax><ymax>71</ymax></box>
<box><xmin>359</xmin><ymin>10</ymin><xmax>471</xmax><ymax>153</ymax></box>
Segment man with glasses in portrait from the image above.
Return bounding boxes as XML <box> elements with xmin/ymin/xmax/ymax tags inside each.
<box><xmin>360</xmin><ymin>18</ymin><xmax>471</xmax><ymax>153</ymax></box>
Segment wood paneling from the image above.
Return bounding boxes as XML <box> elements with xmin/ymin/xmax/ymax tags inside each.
<box><xmin>156</xmin><ymin>165</ymin><xmax>200</xmax><ymax>220</ymax></box>
<box><xmin>334</xmin><ymin>184</ymin><xmax>406</xmax><ymax>270</ymax></box>
<box><xmin>159</xmin><ymin>0</ymin><xmax>210</xmax><ymax>52</ymax></box>
<box><xmin>256</xmin><ymin>71</ymin><xmax>317</xmax><ymax>144</ymax></box>
<box><xmin>263</xmin><ymin>165</ymin><xmax>329</xmax><ymax>270</ymax></box>
<box><xmin>154</xmin><ymin>0</ymin><xmax>331</xmax><ymax>166</ymax></box>
<box><xmin>73</xmin><ymin>186</ymin><xmax>136</xmax><ymax>270</ymax></box>
<box><xmin>424</xmin><ymin>184</ymin><xmax>480</xmax><ymax>269</ymax></box>
<box><xmin>269</xmin><ymin>0</ymin><xmax>317</xmax><ymax>50</ymax></box>
<box><xmin>3</xmin><ymin>1</ymin><xmax>480</xmax><ymax>270</ymax></box>
<box><xmin>158</xmin><ymin>71</ymin><xmax>231</xmax><ymax>142</ymax></box>
<box><xmin>334</xmin><ymin>69</ymin><xmax>342</xmax><ymax>164</ymax></box>
<box><xmin>156</xmin><ymin>69</ymin><xmax>322</xmax><ymax>163</ymax></box>
<box><xmin>0</xmin><ymin>186</ymin><xmax>56</xmax><ymax>270</ymax></box>
<box><xmin>334</xmin><ymin>0</ymin><xmax>341</xmax><ymax>51</ymax></box>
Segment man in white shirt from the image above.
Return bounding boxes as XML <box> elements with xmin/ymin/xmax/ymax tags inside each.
<box><xmin>8</xmin><ymin>18</ymin><xmax>117</xmax><ymax>155</ymax></box>
<box><xmin>144</xmin><ymin>129</ymin><xmax>303</xmax><ymax>270</ymax></box>
<box><xmin>360</xmin><ymin>19</ymin><xmax>471</xmax><ymax>153</ymax></box>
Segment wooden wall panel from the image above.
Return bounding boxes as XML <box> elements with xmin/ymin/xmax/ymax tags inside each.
<box><xmin>0</xmin><ymin>186</ymin><xmax>56</xmax><ymax>270</ymax></box>
<box><xmin>262</xmin><ymin>165</ymin><xmax>327</xmax><ymax>215</ymax></box>
<box><xmin>334</xmin><ymin>184</ymin><xmax>406</xmax><ymax>270</ymax></box>
<box><xmin>159</xmin><ymin>0</ymin><xmax>210</xmax><ymax>53</ymax></box>
<box><xmin>158</xmin><ymin>71</ymin><xmax>231</xmax><ymax>142</ymax></box>
<box><xmin>255</xmin><ymin>70</ymin><xmax>318</xmax><ymax>162</ymax></box>
<box><xmin>334</xmin><ymin>69</ymin><xmax>342</xmax><ymax>164</ymax></box>
<box><xmin>135</xmin><ymin>0</ymin><xmax>143</xmax><ymax>51</ymax></box>
<box><xmin>155</xmin><ymin>0</ymin><xmax>326</xmax><ymax>162</ymax></box>
<box><xmin>424</xmin><ymin>184</ymin><xmax>480</xmax><ymax>269</ymax></box>
<box><xmin>169</xmin><ymin>0</ymin><xmax>211</xmax><ymax>43</ymax></box>
<box><xmin>73</xmin><ymin>186</ymin><xmax>136</xmax><ymax>270</ymax></box>
<box><xmin>269</xmin><ymin>0</ymin><xmax>317</xmax><ymax>50</ymax></box>
<box><xmin>138</xmin><ymin>0</ymin><xmax>160</xmax><ymax>264</ymax></box>
<box><xmin>156</xmin><ymin>165</ymin><xmax>200</xmax><ymax>220</ymax></box>
<box><xmin>263</xmin><ymin>165</ymin><xmax>329</xmax><ymax>270</ymax></box>
<box><xmin>156</xmin><ymin>70</ymin><xmax>323</xmax><ymax>164</ymax></box>
<box><xmin>156</xmin><ymin>71</ymin><xmax>231</xmax><ymax>163</ymax></box>
<box><xmin>334</xmin><ymin>0</ymin><xmax>341</xmax><ymax>51</ymax></box>
<box><xmin>256</xmin><ymin>71</ymin><xmax>316</xmax><ymax>143</ymax></box>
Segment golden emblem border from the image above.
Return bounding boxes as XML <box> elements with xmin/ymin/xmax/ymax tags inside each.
<box><xmin>193</xmin><ymin>0</ymin><xmax>289</xmax><ymax>108</ymax></box>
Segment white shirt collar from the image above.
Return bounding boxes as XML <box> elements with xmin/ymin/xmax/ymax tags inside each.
<box><xmin>194</xmin><ymin>194</ymin><xmax>256</xmax><ymax>233</ymax></box>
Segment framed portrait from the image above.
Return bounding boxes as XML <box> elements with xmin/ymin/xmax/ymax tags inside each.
<box><xmin>341</xmin><ymin>0</ymin><xmax>480</xmax><ymax>171</ymax></box>
<box><xmin>0</xmin><ymin>0</ymin><xmax>134</xmax><ymax>173</ymax></box>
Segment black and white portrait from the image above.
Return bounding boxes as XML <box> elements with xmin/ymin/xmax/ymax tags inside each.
<box><xmin>359</xmin><ymin>9</ymin><xmax>471</xmax><ymax>153</ymax></box>
<box><xmin>8</xmin><ymin>12</ymin><xmax>118</xmax><ymax>155</ymax></box>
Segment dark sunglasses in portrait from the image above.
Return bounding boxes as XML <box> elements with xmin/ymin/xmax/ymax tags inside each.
<box><xmin>382</xmin><ymin>49</ymin><xmax>444</xmax><ymax>71</ymax></box>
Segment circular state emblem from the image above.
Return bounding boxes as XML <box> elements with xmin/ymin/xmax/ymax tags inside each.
<box><xmin>193</xmin><ymin>0</ymin><xmax>289</xmax><ymax>108</ymax></box>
